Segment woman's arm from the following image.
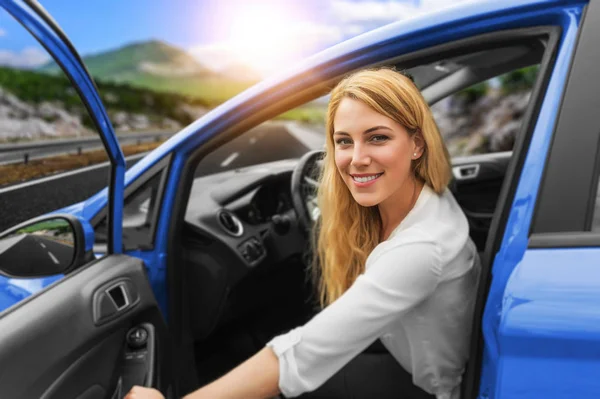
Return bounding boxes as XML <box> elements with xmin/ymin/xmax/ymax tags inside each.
<box><xmin>267</xmin><ymin>241</ymin><xmax>441</xmax><ymax>397</ymax></box>
<box><xmin>184</xmin><ymin>347</ymin><xmax>280</xmax><ymax>399</ymax></box>
<box><xmin>124</xmin><ymin>347</ymin><xmax>281</xmax><ymax>399</ymax></box>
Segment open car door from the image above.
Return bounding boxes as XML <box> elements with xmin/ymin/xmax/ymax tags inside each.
<box><xmin>0</xmin><ymin>1</ymin><xmax>172</xmax><ymax>398</ymax></box>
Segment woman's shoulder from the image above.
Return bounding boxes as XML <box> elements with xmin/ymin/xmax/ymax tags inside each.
<box><xmin>371</xmin><ymin>186</ymin><xmax>471</xmax><ymax>269</ymax></box>
<box><xmin>367</xmin><ymin>226</ymin><xmax>438</xmax><ymax>268</ymax></box>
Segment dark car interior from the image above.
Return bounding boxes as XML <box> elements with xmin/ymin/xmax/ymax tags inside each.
<box><xmin>173</xmin><ymin>37</ymin><xmax>546</xmax><ymax>389</ymax></box>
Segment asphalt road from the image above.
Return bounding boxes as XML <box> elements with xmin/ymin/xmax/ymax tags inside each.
<box><xmin>0</xmin><ymin>234</ymin><xmax>73</xmax><ymax>275</ymax></box>
<box><xmin>0</xmin><ymin>122</ymin><xmax>324</xmax><ymax>232</ymax></box>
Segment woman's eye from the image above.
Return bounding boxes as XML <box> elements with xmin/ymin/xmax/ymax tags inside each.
<box><xmin>370</xmin><ymin>135</ymin><xmax>389</xmax><ymax>143</ymax></box>
<box><xmin>335</xmin><ymin>138</ymin><xmax>352</xmax><ymax>145</ymax></box>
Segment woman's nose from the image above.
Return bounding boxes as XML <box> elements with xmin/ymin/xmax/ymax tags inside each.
<box><xmin>350</xmin><ymin>144</ymin><xmax>371</xmax><ymax>167</ymax></box>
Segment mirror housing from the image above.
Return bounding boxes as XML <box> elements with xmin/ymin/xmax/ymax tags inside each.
<box><xmin>0</xmin><ymin>214</ymin><xmax>90</xmax><ymax>277</ymax></box>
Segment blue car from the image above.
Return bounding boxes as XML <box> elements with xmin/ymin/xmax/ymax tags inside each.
<box><xmin>0</xmin><ymin>0</ymin><xmax>598</xmax><ymax>397</ymax></box>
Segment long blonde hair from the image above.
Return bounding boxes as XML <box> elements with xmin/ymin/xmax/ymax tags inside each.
<box><xmin>314</xmin><ymin>67</ymin><xmax>452</xmax><ymax>307</ymax></box>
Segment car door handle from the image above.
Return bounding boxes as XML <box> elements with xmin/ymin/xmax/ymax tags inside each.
<box><xmin>93</xmin><ymin>279</ymin><xmax>140</xmax><ymax>325</ymax></box>
<box><xmin>106</xmin><ymin>282</ymin><xmax>130</xmax><ymax>311</ymax></box>
<box><xmin>452</xmin><ymin>164</ymin><xmax>480</xmax><ymax>180</ymax></box>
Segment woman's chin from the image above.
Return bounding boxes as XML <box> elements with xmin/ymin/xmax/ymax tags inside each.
<box><xmin>351</xmin><ymin>192</ymin><xmax>381</xmax><ymax>208</ymax></box>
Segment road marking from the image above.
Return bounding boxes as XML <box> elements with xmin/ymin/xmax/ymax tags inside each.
<box><xmin>40</xmin><ymin>243</ymin><xmax>46</xmax><ymax>249</ymax></box>
<box><xmin>284</xmin><ymin>122</ymin><xmax>325</xmax><ymax>150</ymax></box>
<box><xmin>47</xmin><ymin>251</ymin><xmax>60</xmax><ymax>265</ymax></box>
<box><xmin>221</xmin><ymin>152</ymin><xmax>239</xmax><ymax>167</ymax></box>
<box><xmin>0</xmin><ymin>153</ymin><xmax>147</xmax><ymax>194</ymax></box>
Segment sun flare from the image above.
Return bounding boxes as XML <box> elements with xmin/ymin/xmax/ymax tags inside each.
<box><xmin>223</xmin><ymin>4</ymin><xmax>313</xmax><ymax>74</ymax></box>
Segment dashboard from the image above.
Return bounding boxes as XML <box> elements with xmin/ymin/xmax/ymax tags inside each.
<box><xmin>184</xmin><ymin>159</ymin><xmax>304</xmax><ymax>273</ymax></box>
<box><xmin>235</xmin><ymin>179</ymin><xmax>294</xmax><ymax>225</ymax></box>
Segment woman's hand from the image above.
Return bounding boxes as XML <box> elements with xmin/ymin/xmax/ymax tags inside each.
<box><xmin>123</xmin><ymin>385</ymin><xmax>164</xmax><ymax>399</ymax></box>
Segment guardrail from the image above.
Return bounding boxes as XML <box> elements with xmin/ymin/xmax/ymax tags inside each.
<box><xmin>0</xmin><ymin>130</ymin><xmax>175</xmax><ymax>164</ymax></box>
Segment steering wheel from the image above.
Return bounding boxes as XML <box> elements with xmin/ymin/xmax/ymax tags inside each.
<box><xmin>291</xmin><ymin>149</ymin><xmax>325</xmax><ymax>234</ymax></box>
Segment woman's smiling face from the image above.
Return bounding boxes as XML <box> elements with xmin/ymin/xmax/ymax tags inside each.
<box><xmin>333</xmin><ymin>97</ymin><xmax>423</xmax><ymax>207</ymax></box>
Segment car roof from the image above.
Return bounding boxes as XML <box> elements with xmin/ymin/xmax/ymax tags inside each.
<box><xmin>124</xmin><ymin>0</ymin><xmax>582</xmax><ymax>182</ymax></box>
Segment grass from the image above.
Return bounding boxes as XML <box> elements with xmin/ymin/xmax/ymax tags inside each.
<box><xmin>125</xmin><ymin>74</ymin><xmax>253</xmax><ymax>104</ymax></box>
<box><xmin>0</xmin><ymin>141</ymin><xmax>165</xmax><ymax>187</ymax></box>
<box><xmin>275</xmin><ymin>107</ymin><xmax>326</xmax><ymax>124</ymax></box>
<box><xmin>17</xmin><ymin>218</ymin><xmax>70</xmax><ymax>233</ymax></box>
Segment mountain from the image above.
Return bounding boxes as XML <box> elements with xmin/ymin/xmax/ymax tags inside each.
<box><xmin>39</xmin><ymin>40</ymin><xmax>259</xmax><ymax>104</ymax></box>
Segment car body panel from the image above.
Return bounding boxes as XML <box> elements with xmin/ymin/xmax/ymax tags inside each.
<box><xmin>498</xmin><ymin>248</ymin><xmax>600</xmax><ymax>397</ymax></box>
<box><xmin>478</xmin><ymin>5</ymin><xmax>583</xmax><ymax>398</ymax></box>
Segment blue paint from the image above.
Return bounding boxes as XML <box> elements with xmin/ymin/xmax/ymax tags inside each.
<box><xmin>479</xmin><ymin>5</ymin><xmax>583</xmax><ymax>398</ymax></box>
<box><xmin>496</xmin><ymin>248</ymin><xmax>600</xmax><ymax>397</ymax></box>
<box><xmin>125</xmin><ymin>249</ymin><xmax>168</xmax><ymax>319</ymax></box>
<box><xmin>79</xmin><ymin>218</ymin><xmax>95</xmax><ymax>253</ymax></box>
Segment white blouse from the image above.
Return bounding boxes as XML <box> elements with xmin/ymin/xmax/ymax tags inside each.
<box><xmin>266</xmin><ymin>183</ymin><xmax>481</xmax><ymax>399</ymax></box>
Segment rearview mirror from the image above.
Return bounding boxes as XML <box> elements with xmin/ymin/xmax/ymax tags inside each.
<box><xmin>0</xmin><ymin>215</ymin><xmax>88</xmax><ymax>277</ymax></box>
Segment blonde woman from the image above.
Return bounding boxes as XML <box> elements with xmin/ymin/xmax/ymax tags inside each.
<box><xmin>127</xmin><ymin>68</ymin><xmax>480</xmax><ymax>399</ymax></box>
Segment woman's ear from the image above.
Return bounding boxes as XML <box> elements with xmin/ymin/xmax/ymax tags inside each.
<box><xmin>412</xmin><ymin>130</ymin><xmax>426</xmax><ymax>159</ymax></box>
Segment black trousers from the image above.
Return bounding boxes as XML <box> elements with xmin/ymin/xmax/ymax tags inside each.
<box><xmin>292</xmin><ymin>340</ymin><xmax>436</xmax><ymax>399</ymax></box>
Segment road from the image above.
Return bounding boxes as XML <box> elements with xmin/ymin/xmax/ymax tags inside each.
<box><xmin>0</xmin><ymin>122</ymin><xmax>324</xmax><ymax>232</ymax></box>
<box><xmin>0</xmin><ymin>234</ymin><xmax>73</xmax><ymax>275</ymax></box>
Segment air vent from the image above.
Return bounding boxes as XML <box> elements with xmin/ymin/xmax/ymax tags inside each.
<box><xmin>217</xmin><ymin>210</ymin><xmax>244</xmax><ymax>237</ymax></box>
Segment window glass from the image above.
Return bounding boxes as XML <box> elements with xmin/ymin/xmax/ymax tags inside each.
<box><xmin>194</xmin><ymin>64</ymin><xmax>541</xmax><ymax>178</ymax></box>
<box><xmin>195</xmin><ymin>98</ymin><xmax>327</xmax><ymax>177</ymax></box>
<box><xmin>0</xmin><ymin>8</ymin><xmax>174</xmax><ymax>233</ymax></box>
<box><xmin>94</xmin><ymin>170</ymin><xmax>164</xmax><ymax>250</ymax></box>
<box><xmin>0</xmin><ymin>9</ymin><xmax>109</xmax><ymax>232</ymax></box>
<box><xmin>432</xmin><ymin>65</ymin><xmax>540</xmax><ymax>157</ymax></box>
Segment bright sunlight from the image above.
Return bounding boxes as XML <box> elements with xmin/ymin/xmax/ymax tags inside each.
<box><xmin>223</xmin><ymin>4</ymin><xmax>316</xmax><ymax>75</ymax></box>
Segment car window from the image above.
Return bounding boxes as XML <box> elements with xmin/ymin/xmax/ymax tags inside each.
<box><xmin>195</xmin><ymin>99</ymin><xmax>327</xmax><ymax>177</ymax></box>
<box><xmin>0</xmin><ymin>8</ymin><xmax>177</xmax><ymax>234</ymax></box>
<box><xmin>94</xmin><ymin>168</ymin><xmax>165</xmax><ymax>251</ymax></box>
<box><xmin>433</xmin><ymin>65</ymin><xmax>540</xmax><ymax>157</ymax></box>
<box><xmin>0</xmin><ymin>9</ymin><xmax>109</xmax><ymax>232</ymax></box>
<box><xmin>194</xmin><ymin>64</ymin><xmax>541</xmax><ymax>177</ymax></box>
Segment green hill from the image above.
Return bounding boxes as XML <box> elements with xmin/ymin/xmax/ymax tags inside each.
<box><xmin>39</xmin><ymin>40</ymin><xmax>258</xmax><ymax>105</ymax></box>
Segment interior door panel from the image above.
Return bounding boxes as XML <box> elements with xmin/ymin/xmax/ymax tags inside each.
<box><xmin>451</xmin><ymin>152</ymin><xmax>512</xmax><ymax>250</ymax></box>
<box><xmin>0</xmin><ymin>255</ymin><xmax>169</xmax><ymax>399</ymax></box>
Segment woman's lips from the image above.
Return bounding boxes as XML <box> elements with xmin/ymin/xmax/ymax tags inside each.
<box><xmin>350</xmin><ymin>173</ymin><xmax>383</xmax><ymax>187</ymax></box>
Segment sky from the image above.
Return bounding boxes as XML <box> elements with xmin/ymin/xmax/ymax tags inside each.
<box><xmin>0</xmin><ymin>0</ymin><xmax>475</xmax><ymax>77</ymax></box>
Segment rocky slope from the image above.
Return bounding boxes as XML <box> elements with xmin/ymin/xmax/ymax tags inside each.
<box><xmin>432</xmin><ymin>89</ymin><xmax>531</xmax><ymax>157</ymax></box>
<box><xmin>0</xmin><ymin>87</ymin><xmax>205</xmax><ymax>141</ymax></box>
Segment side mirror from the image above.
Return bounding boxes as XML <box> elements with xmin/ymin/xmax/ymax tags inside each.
<box><xmin>0</xmin><ymin>214</ymin><xmax>89</xmax><ymax>277</ymax></box>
